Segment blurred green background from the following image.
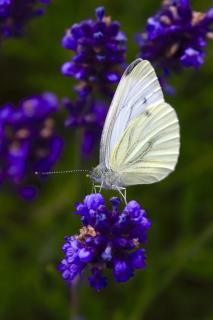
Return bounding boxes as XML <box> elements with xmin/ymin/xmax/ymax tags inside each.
<box><xmin>0</xmin><ymin>0</ymin><xmax>213</xmax><ymax>319</ymax></box>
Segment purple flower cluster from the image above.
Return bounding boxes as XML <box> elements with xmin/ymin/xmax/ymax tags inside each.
<box><xmin>136</xmin><ymin>0</ymin><xmax>213</xmax><ymax>75</ymax></box>
<box><xmin>61</xmin><ymin>7</ymin><xmax>127</xmax><ymax>156</ymax></box>
<box><xmin>61</xmin><ymin>6</ymin><xmax>126</xmax><ymax>97</ymax></box>
<box><xmin>0</xmin><ymin>0</ymin><xmax>50</xmax><ymax>42</ymax></box>
<box><xmin>0</xmin><ymin>92</ymin><xmax>63</xmax><ymax>200</ymax></box>
<box><xmin>58</xmin><ymin>193</ymin><xmax>151</xmax><ymax>291</ymax></box>
<box><xmin>62</xmin><ymin>97</ymin><xmax>108</xmax><ymax>156</ymax></box>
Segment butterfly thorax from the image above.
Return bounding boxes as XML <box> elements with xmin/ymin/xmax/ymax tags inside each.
<box><xmin>90</xmin><ymin>164</ymin><xmax>123</xmax><ymax>190</ymax></box>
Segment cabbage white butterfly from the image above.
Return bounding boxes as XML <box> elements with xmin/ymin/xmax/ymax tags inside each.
<box><xmin>90</xmin><ymin>59</ymin><xmax>180</xmax><ymax>201</ymax></box>
<box><xmin>36</xmin><ymin>59</ymin><xmax>180</xmax><ymax>203</ymax></box>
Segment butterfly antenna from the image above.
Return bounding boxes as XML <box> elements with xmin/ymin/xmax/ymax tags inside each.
<box><xmin>34</xmin><ymin>169</ymin><xmax>89</xmax><ymax>175</ymax></box>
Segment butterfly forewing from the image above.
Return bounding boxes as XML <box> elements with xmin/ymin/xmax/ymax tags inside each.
<box><xmin>109</xmin><ymin>102</ymin><xmax>180</xmax><ymax>185</ymax></box>
<box><xmin>100</xmin><ymin>59</ymin><xmax>164</xmax><ymax>168</ymax></box>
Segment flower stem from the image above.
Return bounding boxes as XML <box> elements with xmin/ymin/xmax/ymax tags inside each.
<box><xmin>70</xmin><ymin>278</ymin><xmax>80</xmax><ymax>320</ymax></box>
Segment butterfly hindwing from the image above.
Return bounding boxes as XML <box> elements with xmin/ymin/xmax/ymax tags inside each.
<box><xmin>109</xmin><ymin>102</ymin><xmax>180</xmax><ymax>185</ymax></box>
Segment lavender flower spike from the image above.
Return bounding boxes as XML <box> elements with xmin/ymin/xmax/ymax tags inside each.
<box><xmin>0</xmin><ymin>0</ymin><xmax>50</xmax><ymax>42</ymax></box>
<box><xmin>58</xmin><ymin>194</ymin><xmax>151</xmax><ymax>291</ymax></box>
<box><xmin>0</xmin><ymin>92</ymin><xmax>63</xmax><ymax>200</ymax></box>
<box><xmin>61</xmin><ymin>6</ymin><xmax>127</xmax><ymax>98</ymax></box>
<box><xmin>136</xmin><ymin>0</ymin><xmax>213</xmax><ymax>75</ymax></box>
<box><xmin>63</xmin><ymin>97</ymin><xmax>108</xmax><ymax>156</ymax></box>
<box><xmin>61</xmin><ymin>7</ymin><xmax>127</xmax><ymax>156</ymax></box>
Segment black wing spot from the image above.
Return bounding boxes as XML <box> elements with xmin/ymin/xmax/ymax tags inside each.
<box><xmin>124</xmin><ymin>59</ymin><xmax>142</xmax><ymax>76</ymax></box>
<box><xmin>144</xmin><ymin>110</ymin><xmax>151</xmax><ymax>117</ymax></box>
<box><xmin>143</xmin><ymin>97</ymin><xmax>147</xmax><ymax>104</ymax></box>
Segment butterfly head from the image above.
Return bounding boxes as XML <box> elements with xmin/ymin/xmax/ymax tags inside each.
<box><xmin>89</xmin><ymin>165</ymin><xmax>123</xmax><ymax>190</ymax></box>
<box><xmin>88</xmin><ymin>166</ymin><xmax>102</xmax><ymax>184</ymax></box>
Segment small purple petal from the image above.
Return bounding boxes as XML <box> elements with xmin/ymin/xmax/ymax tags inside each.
<box><xmin>106</xmin><ymin>72</ymin><xmax>120</xmax><ymax>83</ymax></box>
<box><xmin>89</xmin><ymin>268</ymin><xmax>107</xmax><ymax>291</ymax></box>
<box><xmin>113</xmin><ymin>260</ymin><xmax>134</xmax><ymax>282</ymax></box>
<box><xmin>93</xmin><ymin>31</ymin><xmax>104</xmax><ymax>40</ymax></box>
<box><xmin>180</xmin><ymin>48</ymin><xmax>204</xmax><ymax>69</ymax></box>
<box><xmin>110</xmin><ymin>197</ymin><xmax>121</xmax><ymax>210</ymax></box>
<box><xmin>95</xmin><ymin>7</ymin><xmax>105</xmax><ymax>21</ymax></box>
<box><xmin>84</xmin><ymin>193</ymin><xmax>105</xmax><ymax>210</ymax></box>
<box><xmin>101</xmin><ymin>245</ymin><xmax>112</xmax><ymax>261</ymax></box>
<box><xmin>130</xmin><ymin>249</ymin><xmax>146</xmax><ymax>269</ymax></box>
<box><xmin>78</xmin><ymin>248</ymin><xmax>94</xmax><ymax>262</ymax></box>
<box><xmin>18</xmin><ymin>185</ymin><xmax>37</xmax><ymax>200</ymax></box>
<box><xmin>61</xmin><ymin>32</ymin><xmax>77</xmax><ymax>50</ymax></box>
<box><xmin>61</xmin><ymin>62</ymin><xmax>75</xmax><ymax>77</ymax></box>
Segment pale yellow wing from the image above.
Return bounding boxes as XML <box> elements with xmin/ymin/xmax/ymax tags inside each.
<box><xmin>109</xmin><ymin>102</ymin><xmax>180</xmax><ymax>185</ymax></box>
<box><xmin>100</xmin><ymin>59</ymin><xmax>164</xmax><ymax>168</ymax></box>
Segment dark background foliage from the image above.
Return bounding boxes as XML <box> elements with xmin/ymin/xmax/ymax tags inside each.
<box><xmin>0</xmin><ymin>0</ymin><xmax>212</xmax><ymax>319</ymax></box>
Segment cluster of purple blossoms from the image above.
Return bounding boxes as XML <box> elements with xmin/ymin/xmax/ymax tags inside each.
<box><xmin>61</xmin><ymin>7</ymin><xmax>127</xmax><ymax>155</ymax></box>
<box><xmin>0</xmin><ymin>0</ymin><xmax>50</xmax><ymax>42</ymax></box>
<box><xmin>61</xmin><ymin>6</ymin><xmax>126</xmax><ymax>98</ymax></box>
<box><xmin>62</xmin><ymin>97</ymin><xmax>107</xmax><ymax>155</ymax></box>
<box><xmin>58</xmin><ymin>193</ymin><xmax>151</xmax><ymax>291</ymax></box>
<box><xmin>136</xmin><ymin>0</ymin><xmax>213</xmax><ymax>78</ymax></box>
<box><xmin>0</xmin><ymin>92</ymin><xmax>63</xmax><ymax>200</ymax></box>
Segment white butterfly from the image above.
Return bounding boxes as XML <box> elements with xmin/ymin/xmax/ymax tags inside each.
<box><xmin>90</xmin><ymin>59</ymin><xmax>180</xmax><ymax>201</ymax></box>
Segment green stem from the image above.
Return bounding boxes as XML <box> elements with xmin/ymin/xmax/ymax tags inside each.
<box><xmin>70</xmin><ymin>279</ymin><xmax>80</xmax><ymax>320</ymax></box>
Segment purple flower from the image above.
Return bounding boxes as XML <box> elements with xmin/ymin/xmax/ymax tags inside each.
<box><xmin>0</xmin><ymin>92</ymin><xmax>63</xmax><ymax>200</ymax></box>
<box><xmin>0</xmin><ymin>0</ymin><xmax>50</xmax><ymax>42</ymax></box>
<box><xmin>136</xmin><ymin>0</ymin><xmax>213</xmax><ymax>80</ymax></box>
<box><xmin>63</xmin><ymin>97</ymin><xmax>108</xmax><ymax>156</ymax></box>
<box><xmin>61</xmin><ymin>7</ymin><xmax>126</xmax><ymax>98</ymax></box>
<box><xmin>58</xmin><ymin>194</ymin><xmax>151</xmax><ymax>291</ymax></box>
<box><xmin>61</xmin><ymin>7</ymin><xmax>127</xmax><ymax>156</ymax></box>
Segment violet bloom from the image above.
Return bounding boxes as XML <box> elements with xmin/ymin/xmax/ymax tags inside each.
<box><xmin>61</xmin><ymin>6</ymin><xmax>127</xmax><ymax>98</ymax></box>
<box><xmin>0</xmin><ymin>92</ymin><xmax>63</xmax><ymax>200</ymax></box>
<box><xmin>0</xmin><ymin>0</ymin><xmax>50</xmax><ymax>42</ymax></box>
<box><xmin>61</xmin><ymin>7</ymin><xmax>127</xmax><ymax>156</ymax></box>
<box><xmin>136</xmin><ymin>0</ymin><xmax>213</xmax><ymax>76</ymax></box>
<box><xmin>63</xmin><ymin>97</ymin><xmax>108</xmax><ymax>156</ymax></box>
<box><xmin>58</xmin><ymin>193</ymin><xmax>151</xmax><ymax>291</ymax></box>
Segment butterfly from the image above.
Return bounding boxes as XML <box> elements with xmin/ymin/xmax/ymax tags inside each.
<box><xmin>89</xmin><ymin>58</ymin><xmax>180</xmax><ymax>202</ymax></box>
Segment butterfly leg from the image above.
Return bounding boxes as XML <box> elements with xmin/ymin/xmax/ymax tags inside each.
<box><xmin>93</xmin><ymin>184</ymin><xmax>103</xmax><ymax>193</ymax></box>
<box><xmin>92</xmin><ymin>183</ymin><xmax>96</xmax><ymax>193</ymax></box>
<box><xmin>113</xmin><ymin>186</ymin><xmax>127</xmax><ymax>204</ymax></box>
<box><xmin>123</xmin><ymin>188</ymin><xmax>127</xmax><ymax>203</ymax></box>
<box><xmin>99</xmin><ymin>181</ymin><xmax>104</xmax><ymax>193</ymax></box>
